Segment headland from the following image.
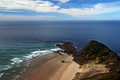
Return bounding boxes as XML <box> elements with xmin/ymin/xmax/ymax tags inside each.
<box><xmin>17</xmin><ymin>40</ymin><xmax>120</xmax><ymax>80</ymax></box>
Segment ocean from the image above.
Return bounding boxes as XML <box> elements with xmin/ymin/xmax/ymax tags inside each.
<box><xmin>0</xmin><ymin>21</ymin><xmax>120</xmax><ymax>80</ymax></box>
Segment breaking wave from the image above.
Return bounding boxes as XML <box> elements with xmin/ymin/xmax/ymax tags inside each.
<box><xmin>0</xmin><ymin>47</ymin><xmax>61</xmax><ymax>78</ymax></box>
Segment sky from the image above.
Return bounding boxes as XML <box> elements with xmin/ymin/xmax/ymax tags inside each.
<box><xmin>0</xmin><ymin>0</ymin><xmax>120</xmax><ymax>21</ymax></box>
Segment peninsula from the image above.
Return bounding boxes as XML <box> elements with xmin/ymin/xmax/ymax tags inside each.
<box><xmin>57</xmin><ymin>40</ymin><xmax>120</xmax><ymax>80</ymax></box>
<box><xmin>18</xmin><ymin>40</ymin><xmax>120</xmax><ymax>80</ymax></box>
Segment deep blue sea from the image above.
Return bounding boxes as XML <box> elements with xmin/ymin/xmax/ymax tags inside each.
<box><xmin>0</xmin><ymin>21</ymin><xmax>120</xmax><ymax>80</ymax></box>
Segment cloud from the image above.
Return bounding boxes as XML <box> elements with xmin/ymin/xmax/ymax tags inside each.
<box><xmin>0</xmin><ymin>0</ymin><xmax>120</xmax><ymax>20</ymax></box>
<box><xmin>0</xmin><ymin>14</ymin><xmax>55</xmax><ymax>20</ymax></box>
<box><xmin>1</xmin><ymin>0</ymin><xmax>120</xmax><ymax>15</ymax></box>
<box><xmin>0</xmin><ymin>9</ymin><xmax>22</xmax><ymax>12</ymax></box>
<box><xmin>0</xmin><ymin>0</ymin><xmax>59</xmax><ymax>12</ymax></box>
<box><xmin>59</xmin><ymin>2</ymin><xmax>120</xmax><ymax>16</ymax></box>
<box><xmin>53</xmin><ymin>0</ymin><xmax>70</xmax><ymax>3</ymax></box>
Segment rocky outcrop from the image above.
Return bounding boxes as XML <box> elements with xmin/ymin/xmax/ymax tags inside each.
<box><xmin>56</xmin><ymin>41</ymin><xmax>77</xmax><ymax>55</ymax></box>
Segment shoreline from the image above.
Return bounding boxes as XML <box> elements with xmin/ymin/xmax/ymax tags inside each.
<box><xmin>17</xmin><ymin>51</ymin><xmax>81</xmax><ymax>80</ymax></box>
<box><xmin>17</xmin><ymin>52</ymin><xmax>60</xmax><ymax>80</ymax></box>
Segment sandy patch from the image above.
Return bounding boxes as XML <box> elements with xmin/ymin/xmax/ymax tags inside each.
<box><xmin>60</xmin><ymin>61</ymin><xmax>80</xmax><ymax>80</ymax></box>
<box><xmin>17</xmin><ymin>52</ymin><xmax>73</xmax><ymax>80</ymax></box>
<box><xmin>77</xmin><ymin>62</ymin><xmax>109</xmax><ymax>79</ymax></box>
<box><xmin>60</xmin><ymin>61</ymin><xmax>109</xmax><ymax>80</ymax></box>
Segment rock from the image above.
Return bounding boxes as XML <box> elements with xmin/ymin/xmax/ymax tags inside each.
<box><xmin>56</xmin><ymin>41</ymin><xmax>77</xmax><ymax>55</ymax></box>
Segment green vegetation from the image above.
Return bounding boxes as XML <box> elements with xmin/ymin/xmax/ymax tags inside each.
<box><xmin>84</xmin><ymin>40</ymin><xmax>110</xmax><ymax>58</ymax></box>
<box><xmin>79</xmin><ymin>66</ymin><xmax>81</xmax><ymax>69</ymax></box>
<box><xmin>72</xmin><ymin>72</ymin><xmax>80</xmax><ymax>80</ymax></box>
<box><xmin>73</xmin><ymin>40</ymin><xmax>119</xmax><ymax>65</ymax></box>
<box><xmin>75</xmin><ymin>72</ymin><xmax>80</xmax><ymax>77</ymax></box>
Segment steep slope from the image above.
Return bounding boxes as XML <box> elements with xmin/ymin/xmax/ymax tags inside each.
<box><xmin>73</xmin><ymin>40</ymin><xmax>120</xmax><ymax>72</ymax></box>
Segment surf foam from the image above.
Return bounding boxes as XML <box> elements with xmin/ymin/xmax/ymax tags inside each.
<box><xmin>0</xmin><ymin>47</ymin><xmax>62</xmax><ymax>78</ymax></box>
<box><xmin>0</xmin><ymin>73</ymin><xmax>4</xmax><ymax>77</ymax></box>
<box><xmin>24</xmin><ymin>47</ymin><xmax>61</xmax><ymax>59</ymax></box>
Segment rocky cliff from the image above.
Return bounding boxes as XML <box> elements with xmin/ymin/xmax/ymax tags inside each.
<box><xmin>56</xmin><ymin>41</ymin><xmax>77</xmax><ymax>55</ymax></box>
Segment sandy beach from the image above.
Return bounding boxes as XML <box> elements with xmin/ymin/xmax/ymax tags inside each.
<box><xmin>17</xmin><ymin>52</ymin><xmax>76</xmax><ymax>80</ymax></box>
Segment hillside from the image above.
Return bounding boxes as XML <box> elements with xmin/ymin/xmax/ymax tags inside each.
<box><xmin>56</xmin><ymin>40</ymin><xmax>120</xmax><ymax>80</ymax></box>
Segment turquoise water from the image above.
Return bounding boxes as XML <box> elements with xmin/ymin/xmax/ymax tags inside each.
<box><xmin>0</xmin><ymin>21</ymin><xmax>120</xmax><ymax>80</ymax></box>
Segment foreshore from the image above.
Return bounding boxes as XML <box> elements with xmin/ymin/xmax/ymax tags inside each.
<box><xmin>17</xmin><ymin>51</ymin><xmax>79</xmax><ymax>80</ymax></box>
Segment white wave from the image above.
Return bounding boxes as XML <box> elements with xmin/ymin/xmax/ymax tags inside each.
<box><xmin>23</xmin><ymin>51</ymin><xmax>41</xmax><ymax>59</ymax></box>
<box><xmin>1</xmin><ymin>48</ymin><xmax>61</xmax><ymax>72</ymax></box>
<box><xmin>11</xmin><ymin>58</ymin><xmax>23</xmax><ymax>65</ymax></box>
<box><xmin>24</xmin><ymin>47</ymin><xmax>62</xmax><ymax>60</ymax></box>
<box><xmin>0</xmin><ymin>65</ymin><xmax>12</xmax><ymax>71</ymax></box>
<box><xmin>0</xmin><ymin>47</ymin><xmax>62</xmax><ymax>79</ymax></box>
<box><xmin>32</xmin><ymin>47</ymin><xmax>61</xmax><ymax>54</ymax></box>
<box><xmin>0</xmin><ymin>72</ymin><xmax>4</xmax><ymax>77</ymax></box>
<box><xmin>51</xmin><ymin>48</ymin><xmax>61</xmax><ymax>51</ymax></box>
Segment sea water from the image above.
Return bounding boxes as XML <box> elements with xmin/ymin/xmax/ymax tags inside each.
<box><xmin>0</xmin><ymin>21</ymin><xmax>120</xmax><ymax>80</ymax></box>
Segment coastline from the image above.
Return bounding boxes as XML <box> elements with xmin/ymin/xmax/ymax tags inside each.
<box><xmin>16</xmin><ymin>40</ymin><xmax>115</xmax><ymax>80</ymax></box>
<box><xmin>17</xmin><ymin>52</ymin><xmax>59</xmax><ymax>80</ymax></box>
<box><xmin>17</xmin><ymin>51</ymin><xmax>75</xmax><ymax>80</ymax></box>
<box><xmin>17</xmin><ymin>50</ymin><xmax>109</xmax><ymax>80</ymax></box>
